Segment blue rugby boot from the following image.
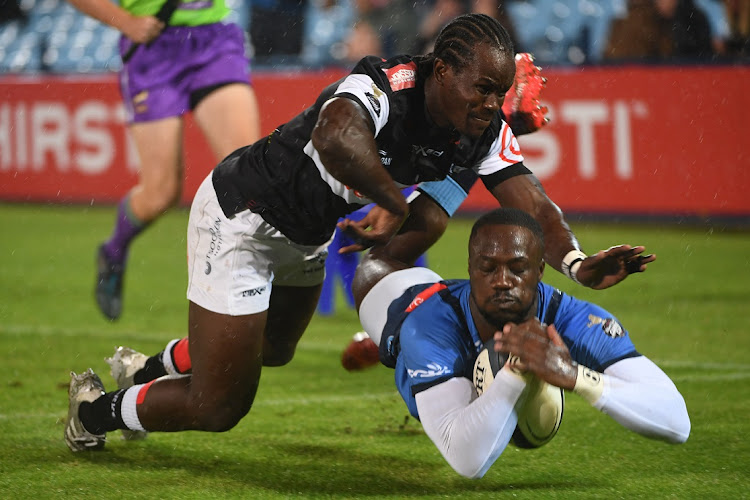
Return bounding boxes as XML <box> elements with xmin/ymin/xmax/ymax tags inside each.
<box><xmin>95</xmin><ymin>245</ymin><xmax>124</xmax><ymax>320</ymax></box>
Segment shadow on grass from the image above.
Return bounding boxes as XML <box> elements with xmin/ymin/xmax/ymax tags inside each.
<box><xmin>46</xmin><ymin>435</ymin><xmax>596</xmax><ymax>497</ymax></box>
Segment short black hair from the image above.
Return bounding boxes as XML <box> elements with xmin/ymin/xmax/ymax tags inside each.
<box><xmin>432</xmin><ymin>14</ymin><xmax>514</xmax><ymax>71</ymax></box>
<box><xmin>469</xmin><ymin>207</ymin><xmax>544</xmax><ymax>248</ymax></box>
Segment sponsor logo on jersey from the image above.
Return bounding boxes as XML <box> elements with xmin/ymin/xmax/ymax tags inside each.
<box><xmin>241</xmin><ymin>286</ymin><xmax>267</xmax><ymax>297</ymax></box>
<box><xmin>365</xmin><ymin>91</ymin><xmax>381</xmax><ymax>116</ymax></box>
<box><xmin>587</xmin><ymin>314</ymin><xmax>625</xmax><ymax>338</ymax></box>
<box><xmin>412</xmin><ymin>144</ymin><xmax>445</xmax><ymax>157</ymax></box>
<box><xmin>378</xmin><ymin>149</ymin><xmax>392</xmax><ymax>166</ymax></box>
<box><xmin>384</xmin><ymin>62</ymin><xmax>417</xmax><ymax>91</ymax></box>
<box><xmin>408</xmin><ymin>362</ymin><xmax>450</xmax><ymax>379</ymax></box>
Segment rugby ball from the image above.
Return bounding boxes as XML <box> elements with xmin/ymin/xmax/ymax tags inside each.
<box><xmin>472</xmin><ymin>338</ymin><xmax>564</xmax><ymax>449</ymax></box>
<box><xmin>472</xmin><ymin>338</ymin><xmax>507</xmax><ymax>395</ymax></box>
<box><xmin>511</xmin><ymin>375</ymin><xmax>564</xmax><ymax>449</ymax></box>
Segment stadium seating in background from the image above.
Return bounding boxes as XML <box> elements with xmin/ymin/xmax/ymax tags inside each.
<box><xmin>0</xmin><ymin>0</ymin><xmax>747</xmax><ymax>74</ymax></box>
<box><xmin>301</xmin><ymin>0</ymin><xmax>355</xmax><ymax>67</ymax></box>
<box><xmin>693</xmin><ymin>0</ymin><xmax>732</xmax><ymax>53</ymax></box>
<box><xmin>506</xmin><ymin>0</ymin><xmax>623</xmax><ymax>64</ymax></box>
<box><xmin>0</xmin><ymin>20</ymin><xmax>42</xmax><ymax>72</ymax></box>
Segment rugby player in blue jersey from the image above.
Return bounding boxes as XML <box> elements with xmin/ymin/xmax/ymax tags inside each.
<box><xmin>351</xmin><ymin>207</ymin><xmax>690</xmax><ymax>478</ymax></box>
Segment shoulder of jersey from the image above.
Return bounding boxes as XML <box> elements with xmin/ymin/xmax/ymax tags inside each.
<box><xmin>366</xmin><ymin>55</ymin><xmax>420</xmax><ymax>94</ymax></box>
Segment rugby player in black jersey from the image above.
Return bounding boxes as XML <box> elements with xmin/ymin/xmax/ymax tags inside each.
<box><xmin>65</xmin><ymin>14</ymin><xmax>653</xmax><ymax>451</ymax></box>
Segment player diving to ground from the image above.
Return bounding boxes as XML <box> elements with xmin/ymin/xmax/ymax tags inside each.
<box><xmin>64</xmin><ymin>14</ymin><xmax>654</xmax><ymax>453</ymax></box>
<box><xmin>351</xmin><ymin>208</ymin><xmax>690</xmax><ymax>478</ymax></box>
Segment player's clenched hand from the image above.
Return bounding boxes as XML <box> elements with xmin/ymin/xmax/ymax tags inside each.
<box><xmin>576</xmin><ymin>245</ymin><xmax>656</xmax><ymax>290</ymax></box>
<box><xmin>502</xmin><ymin>53</ymin><xmax>549</xmax><ymax>136</ymax></box>
<box><xmin>495</xmin><ymin>319</ymin><xmax>576</xmax><ymax>390</ymax></box>
<box><xmin>337</xmin><ymin>205</ymin><xmax>408</xmax><ymax>254</ymax></box>
<box><xmin>122</xmin><ymin>15</ymin><xmax>165</xmax><ymax>44</ymax></box>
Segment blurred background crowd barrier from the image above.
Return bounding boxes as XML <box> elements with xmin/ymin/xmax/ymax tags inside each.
<box><xmin>1</xmin><ymin>0</ymin><xmax>748</xmax><ymax>71</ymax></box>
<box><xmin>1</xmin><ymin>0</ymin><xmax>748</xmax><ymax>223</ymax></box>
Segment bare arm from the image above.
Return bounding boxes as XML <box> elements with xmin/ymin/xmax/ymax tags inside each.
<box><xmin>489</xmin><ymin>173</ymin><xmax>578</xmax><ymax>273</ymax></box>
<box><xmin>312</xmin><ymin>97</ymin><xmax>408</xmax><ymax>246</ymax></box>
<box><xmin>350</xmin><ymin>194</ymin><xmax>449</xmax><ymax>308</ymax></box>
<box><xmin>342</xmin><ymin>190</ymin><xmax>448</xmax><ymax>258</ymax></box>
<box><xmin>67</xmin><ymin>0</ymin><xmax>164</xmax><ymax>43</ymax></box>
<box><xmin>371</xmin><ymin>193</ymin><xmax>448</xmax><ymax>263</ymax></box>
<box><xmin>489</xmin><ymin>173</ymin><xmax>655</xmax><ymax>289</ymax></box>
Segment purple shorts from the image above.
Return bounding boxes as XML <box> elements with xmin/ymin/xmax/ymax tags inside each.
<box><xmin>119</xmin><ymin>22</ymin><xmax>251</xmax><ymax>123</ymax></box>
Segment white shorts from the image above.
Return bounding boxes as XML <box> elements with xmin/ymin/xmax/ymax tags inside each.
<box><xmin>358</xmin><ymin>267</ymin><xmax>443</xmax><ymax>345</ymax></box>
<box><xmin>187</xmin><ymin>173</ymin><xmax>331</xmax><ymax>316</ymax></box>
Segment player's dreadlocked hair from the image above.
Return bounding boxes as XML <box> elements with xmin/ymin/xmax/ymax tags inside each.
<box><xmin>470</xmin><ymin>207</ymin><xmax>545</xmax><ymax>248</ymax></box>
<box><xmin>423</xmin><ymin>14</ymin><xmax>514</xmax><ymax>73</ymax></box>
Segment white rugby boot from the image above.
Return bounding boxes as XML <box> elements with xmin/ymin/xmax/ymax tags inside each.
<box><xmin>64</xmin><ymin>369</ymin><xmax>106</xmax><ymax>452</ymax></box>
<box><xmin>106</xmin><ymin>346</ymin><xmax>149</xmax><ymax>441</ymax></box>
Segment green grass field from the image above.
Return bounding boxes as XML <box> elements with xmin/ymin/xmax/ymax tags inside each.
<box><xmin>1</xmin><ymin>204</ymin><xmax>749</xmax><ymax>499</ymax></box>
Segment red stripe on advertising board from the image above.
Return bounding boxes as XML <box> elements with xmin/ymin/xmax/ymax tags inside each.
<box><xmin>0</xmin><ymin>66</ymin><xmax>747</xmax><ymax>215</ymax></box>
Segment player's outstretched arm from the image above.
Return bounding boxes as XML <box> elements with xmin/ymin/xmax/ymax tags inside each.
<box><xmin>495</xmin><ymin>322</ymin><xmax>690</xmax><ymax>443</ymax></box>
<box><xmin>490</xmin><ymin>175</ymin><xmax>655</xmax><ymax>289</ymax></box>
<box><xmin>313</xmin><ymin>98</ymin><xmax>408</xmax><ymax>249</ymax></box>
<box><xmin>489</xmin><ymin>174</ymin><xmax>581</xmax><ymax>275</ymax></box>
<box><xmin>338</xmin><ymin>185</ymin><xmax>450</xmax><ymax>256</ymax></box>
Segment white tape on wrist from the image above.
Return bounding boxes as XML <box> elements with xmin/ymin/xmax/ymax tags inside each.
<box><xmin>572</xmin><ymin>364</ymin><xmax>604</xmax><ymax>405</ymax></box>
<box><xmin>561</xmin><ymin>249</ymin><xmax>587</xmax><ymax>285</ymax></box>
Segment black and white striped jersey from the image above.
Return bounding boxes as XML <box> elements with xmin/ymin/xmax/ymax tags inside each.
<box><xmin>212</xmin><ymin>54</ymin><xmax>525</xmax><ymax>245</ymax></box>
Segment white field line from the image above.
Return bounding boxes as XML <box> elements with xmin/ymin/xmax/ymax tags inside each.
<box><xmin>0</xmin><ymin>323</ymin><xmax>343</xmax><ymax>353</ymax></box>
<box><xmin>3</xmin><ymin>324</ymin><xmax>750</xmax><ymax>368</ymax></box>
<box><xmin>0</xmin><ymin>391</ymin><xmax>399</xmax><ymax>420</ymax></box>
<box><xmin>1</xmin><ymin>372</ymin><xmax>749</xmax><ymax>421</ymax></box>
<box><xmin>3</xmin><ymin>370</ymin><xmax>750</xmax><ymax>422</ymax></box>
<box><xmin>1</xmin><ymin>325</ymin><xmax>750</xmax><ymax>421</ymax></box>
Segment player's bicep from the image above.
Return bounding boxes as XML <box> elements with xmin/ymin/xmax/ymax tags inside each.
<box><xmin>313</xmin><ymin>97</ymin><xmax>372</xmax><ymax>149</ymax></box>
<box><xmin>331</xmin><ymin>73</ymin><xmax>390</xmax><ymax>135</ymax></box>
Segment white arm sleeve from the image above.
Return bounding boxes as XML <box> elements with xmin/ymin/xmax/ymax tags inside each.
<box><xmin>415</xmin><ymin>367</ymin><xmax>527</xmax><ymax>479</ymax></box>
<box><xmin>595</xmin><ymin>356</ymin><xmax>690</xmax><ymax>443</ymax></box>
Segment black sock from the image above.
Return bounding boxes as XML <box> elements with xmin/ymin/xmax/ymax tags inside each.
<box><xmin>78</xmin><ymin>389</ymin><xmax>126</xmax><ymax>434</ymax></box>
<box><xmin>133</xmin><ymin>351</ymin><xmax>168</xmax><ymax>384</ymax></box>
